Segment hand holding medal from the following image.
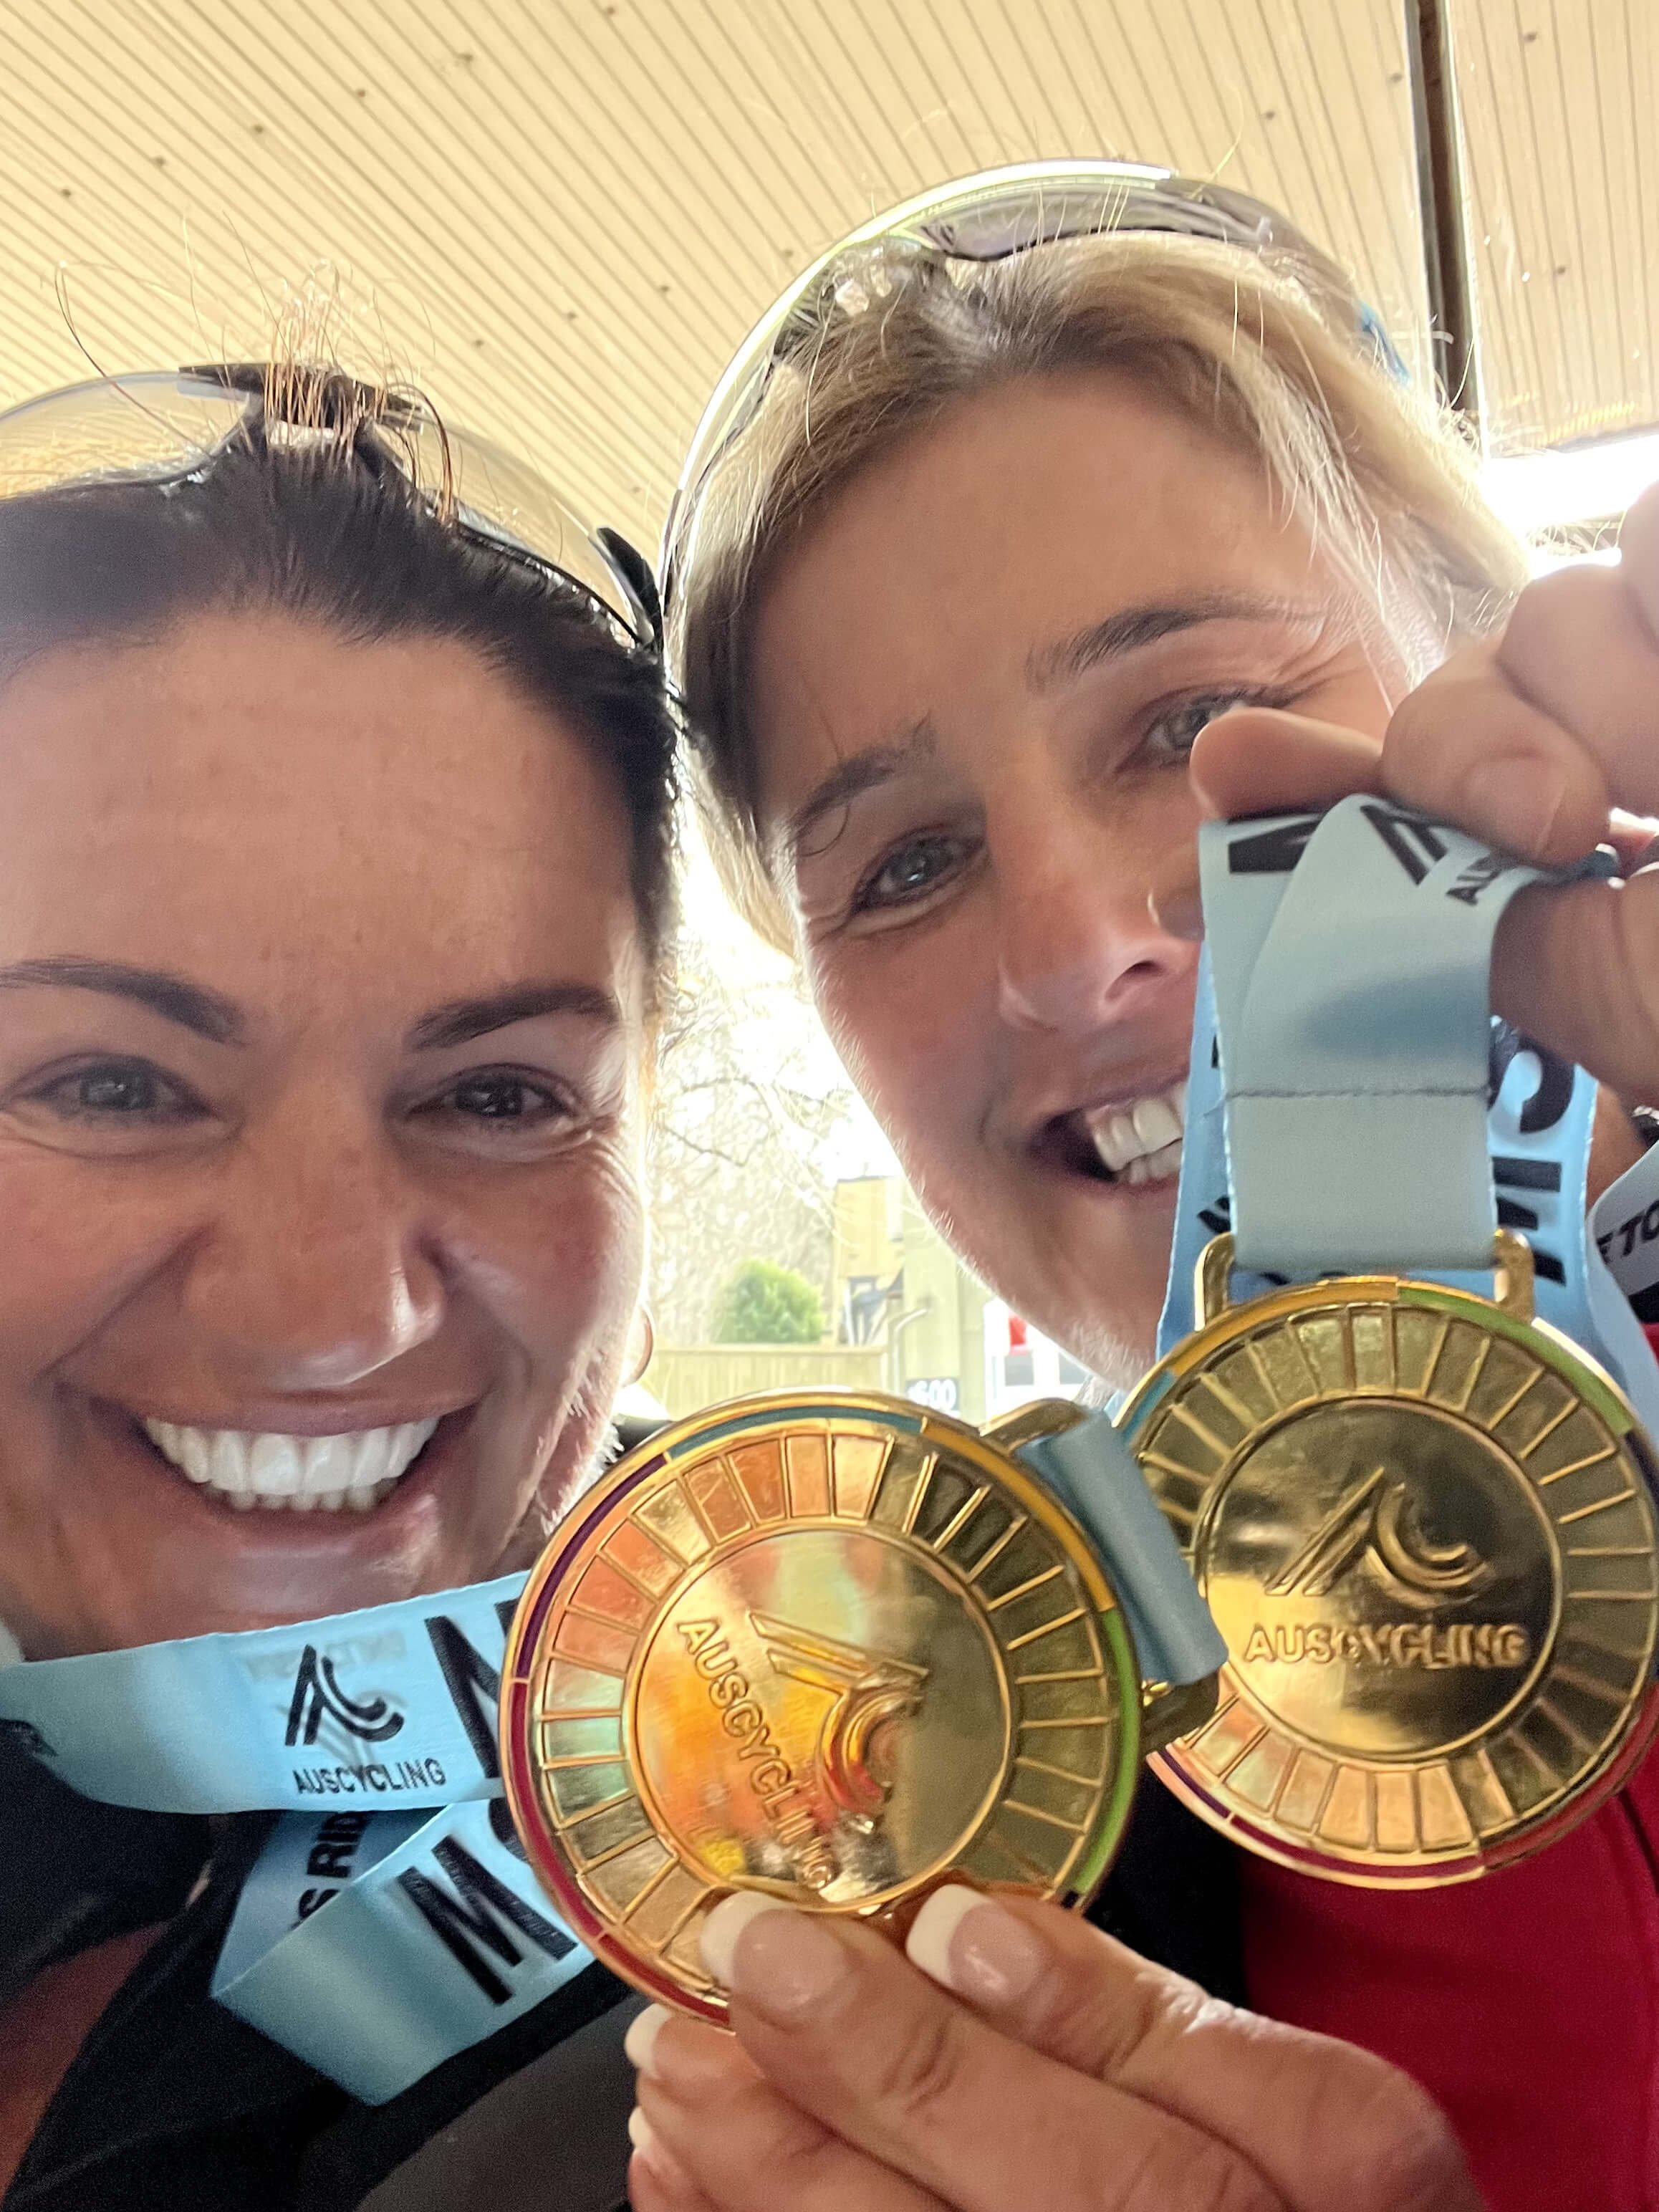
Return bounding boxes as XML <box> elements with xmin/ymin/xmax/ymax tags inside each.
<box><xmin>501</xmin><ymin>1391</ymin><xmax>1224</xmax><ymax>2021</ymax></box>
<box><xmin>1123</xmin><ymin>795</ymin><xmax>1659</xmax><ymax>1881</ymax></box>
<box><xmin>1115</xmin><ymin>490</ymin><xmax>1659</xmax><ymax>1890</ymax></box>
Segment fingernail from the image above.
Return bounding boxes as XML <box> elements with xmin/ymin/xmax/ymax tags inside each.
<box><xmin>699</xmin><ymin>1893</ymin><xmax>849</xmax><ymax>2022</ymax></box>
<box><xmin>906</xmin><ymin>1885</ymin><xmax>1046</xmax><ymax>2006</ymax></box>
<box><xmin>1464</xmin><ymin>758</ymin><xmax>1566</xmax><ymax>858</ymax></box>
<box><xmin>624</xmin><ymin>2003</ymin><xmax>670</xmax><ymax>2077</ymax></box>
<box><xmin>627</xmin><ymin>2105</ymin><xmax>658</xmax><ymax>2156</ymax></box>
<box><xmin>1148</xmin><ymin>881</ymin><xmax>1203</xmax><ymax>940</ymax></box>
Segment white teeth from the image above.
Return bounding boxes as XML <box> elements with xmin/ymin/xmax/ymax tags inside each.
<box><xmin>1124</xmin><ymin>1137</ymin><xmax>1184</xmax><ymax>1186</ymax></box>
<box><xmin>140</xmin><ymin>1416</ymin><xmax>439</xmax><ymax>1512</ymax></box>
<box><xmin>1084</xmin><ymin>1077</ymin><xmax>1188</xmax><ymax>1183</ymax></box>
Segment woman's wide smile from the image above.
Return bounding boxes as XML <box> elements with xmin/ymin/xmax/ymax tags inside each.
<box><xmin>0</xmin><ymin>617</ymin><xmax>650</xmax><ymax>1655</ymax></box>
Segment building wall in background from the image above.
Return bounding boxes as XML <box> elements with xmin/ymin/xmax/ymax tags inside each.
<box><xmin>642</xmin><ymin>1342</ymin><xmax>885</xmax><ymax>1416</ymax></box>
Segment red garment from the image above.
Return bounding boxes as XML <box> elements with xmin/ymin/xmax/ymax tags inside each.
<box><xmin>1242</xmin><ymin>1737</ymin><xmax>1659</xmax><ymax>2211</ymax></box>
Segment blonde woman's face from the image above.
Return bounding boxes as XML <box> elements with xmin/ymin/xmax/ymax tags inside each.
<box><xmin>748</xmin><ymin>373</ymin><xmax>1407</xmax><ymax>1384</ymax></box>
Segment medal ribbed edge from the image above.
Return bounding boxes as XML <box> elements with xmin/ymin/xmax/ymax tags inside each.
<box><xmin>501</xmin><ymin>1390</ymin><xmax>1142</xmax><ymax>2016</ymax></box>
<box><xmin>1119</xmin><ymin>1274</ymin><xmax>1659</xmax><ymax>1888</ymax></box>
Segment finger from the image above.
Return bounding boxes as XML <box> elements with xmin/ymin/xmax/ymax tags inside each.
<box><xmin>1188</xmin><ymin>707</ymin><xmax>1385</xmax><ymax>819</ymax></box>
<box><xmin>1607</xmin><ymin>809</ymin><xmax>1659</xmax><ymax>875</ymax></box>
<box><xmin>1615</xmin><ymin>479</ymin><xmax>1659</xmax><ymax>647</ymax></box>
<box><xmin>630</xmin><ymin>2006</ymin><xmax>946</xmax><ymax>2212</ymax></box>
<box><xmin>901</xmin><ymin>1887</ymin><xmax>1478</xmax><ymax>2212</ymax></box>
<box><xmin>1492</xmin><ymin>564</ymin><xmax>1659</xmax><ymax>825</ymax></box>
<box><xmin>1493</xmin><ymin>870</ymin><xmax>1659</xmax><ymax>1102</ymax></box>
<box><xmin>627</xmin><ymin>2110</ymin><xmax>719</xmax><ymax>2212</ymax></box>
<box><xmin>1380</xmin><ymin>638</ymin><xmax>1610</xmax><ymax>864</ymax></box>
<box><xmin>1146</xmin><ymin>708</ymin><xmax>1388</xmax><ymax>939</ymax></box>
<box><xmin>699</xmin><ymin>1892</ymin><xmax>1476</xmax><ymax>2212</ymax></box>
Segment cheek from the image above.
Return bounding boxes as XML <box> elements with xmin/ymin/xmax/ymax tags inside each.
<box><xmin>456</xmin><ymin>1145</ymin><xmax>647</xmax><ymax>1370</ymax></box>
<box><xmin>808</xmin><ymin>934</ymin><xmax>996</xmax><ymax>1130</ymax></box>
<box><xmin>0</xmin><ymin>1149</ymin><xmax>180</xmax><ymax>1380</ymax></box>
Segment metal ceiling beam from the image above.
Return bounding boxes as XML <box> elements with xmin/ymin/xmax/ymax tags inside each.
<box><xmin>1405</xmin><ymin>0</ymin><xmax>1481</xmax><ymax>435</ymax></box>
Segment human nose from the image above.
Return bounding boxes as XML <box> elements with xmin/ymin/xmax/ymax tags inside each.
<box><xmin>178</xmin><ymin>1109</ymin><xmax>444</xmax><ymax>1389</ymax></box>
<box><xmin>993</xmin><ymin>810</ymin><xmax>1193</xmax><ymax>1035</ymax></box>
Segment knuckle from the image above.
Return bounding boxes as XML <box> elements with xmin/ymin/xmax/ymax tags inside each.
<box><xmin>1382</xmin><ymin>665</ymin><xmax>1481</xmax><ymax>777</ymax></box>
<box><xmin>1501</xmin><ymin>565</ymin><xmax>1615</xmax><ymax>680</ymax></box>
<box><xmin>875</xmin><ymin>2001</ymin><xmax>972</xmax><ymax>2134</ymax></box>
<box><xmin>1318</xmin><ymin>2057</ymin><xmax>1473</xmax><ymax>2212</ymax></box>
<box><xmin>1113</xmin><ymin>2137</ymin><xmax>1280</xmax><ymax>2212</ymax></box>
<box><xmin>1074</xmin><ymin>1951</ymin><xmax>1197</xmax><ymax>2081</ymax></box>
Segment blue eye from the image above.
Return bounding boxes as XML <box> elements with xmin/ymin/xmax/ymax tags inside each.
<box><xmin>853</xmin><ymin>832</ymin><xmax>976</xmax><ymax>915</ymax></box>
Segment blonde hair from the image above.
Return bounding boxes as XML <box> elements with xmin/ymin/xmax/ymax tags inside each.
<box><xmin>667</xmin><ymin>227</ymin><xmax>1528</xmax><ymax>951</ymax></box>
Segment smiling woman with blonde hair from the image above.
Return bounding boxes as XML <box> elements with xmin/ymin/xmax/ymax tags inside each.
<box><xmin>649</xmin><ymin>164</ymin><xmax>1659</xmax><ymax>2212</ymax></box>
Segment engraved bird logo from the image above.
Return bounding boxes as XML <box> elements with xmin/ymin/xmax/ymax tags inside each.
<box><xmin>750</xmin><ymin>1611</ymin><xmax>929</xmax><ymax>1828</ymax></box>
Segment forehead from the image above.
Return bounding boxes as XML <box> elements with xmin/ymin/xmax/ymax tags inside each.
<box><xmin>0</xmin><ymin>615</ymin><xmax>642</xmax><ymax>1005</ymax></box>
<box><xmin>748</xmin><ymin>372</ymin><xmax>1328</xmax><ymax>771</ymax></box>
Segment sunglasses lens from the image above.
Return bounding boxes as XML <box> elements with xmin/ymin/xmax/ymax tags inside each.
<box><xmin>0</xmin><ymin>373</ymin><xmax>249</xmax><ymax>499</ymax></box>
<box><xmin>667</xmin><ymin>159</ymin><xmax>1403</xmax><ymax>593</ymax></box>
<box><xmin>0</xmin><ymin>370</ymin><xmax>652</xmax><ymax>646</ymax></box>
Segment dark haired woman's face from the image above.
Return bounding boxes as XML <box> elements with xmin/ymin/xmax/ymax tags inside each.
<box><xmin>748</xmin><ymin>375</ymin><xmax>1405</xmax><ymax>1385</ymax></box>
<box><xmin>0</xmin><ymin>615</ymin><xmax>650</xmax><ymax>1655</ymax></box>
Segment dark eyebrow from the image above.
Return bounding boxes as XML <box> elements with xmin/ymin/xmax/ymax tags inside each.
<box><xmin>406</xmin><ymin>981</ymin><xmax>622</xmax><ymax>1052</ymax></box>
<box><xmin>1026</xmin><ymin>595</ymin><xmax>1324</xmax><ymax>693</ymax></box>
<box><xmin>0</xmin><ymin>957</ymin><xmax>245</xmax><ymax>1044</ymax></box>
<box><xmin>776</xmin><ymin>723</ymin><xmax>938</xmax><ymax>867</ymax></box>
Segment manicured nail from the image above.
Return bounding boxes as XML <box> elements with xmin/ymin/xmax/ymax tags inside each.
<box><xmin>906</xmin><ymin>1885</ymin><xmax>1046</xmax><ymax>2006</ymax></box>
<box><xmin>627</xmin><ymin>2105</ymin><xmax>658</xmax><ymax>2156</ymax></box>
<box><xmin>624</xmin><ymin>2003</ymin><xmax>670</xmax><ymax>2076</ymax></box>
<box><xmin>1464</xmin><ymin>758</ymin><xmax>1567</xmax><ymax>859</ymax></box>
<box><xmin>699</xmin><ymin>1893</ymin><xmax>850</xmax><ymax>2021</ymax></box>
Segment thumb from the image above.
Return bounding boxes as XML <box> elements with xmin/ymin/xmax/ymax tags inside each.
<box><xmin>1188</xmin><ymin>707</ymin><xmax>1385</xmax><ymax>819</ymax></box>
<box><xmin>903</xmin><ymin>1886</ymin><xmax>1480</xmax><ymax>2212</ymax></box>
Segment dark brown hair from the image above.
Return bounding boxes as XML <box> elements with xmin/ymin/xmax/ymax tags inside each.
<box><xmin>0</xmin><ymin>423</ymin><xmax>678</xmax><ymax>989</ymax></box>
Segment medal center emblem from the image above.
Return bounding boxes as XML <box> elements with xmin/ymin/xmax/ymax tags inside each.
<box><xmin>631</xmin><ymin>1525</ymin><xmax>1011</xmax><ymax>1906</ymax></box>
<box><xmin>1201</xmin><ymin>1400</ymin><xmax>1557</xmax><ymax>1761</ymax></box>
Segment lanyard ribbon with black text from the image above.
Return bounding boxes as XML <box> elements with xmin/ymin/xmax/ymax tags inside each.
<box><xmin>1118</xmin><ymin>796</ymin><xmax>1659</xmax><ymax>1883</ymax></box>
<box><xmin>0</xmin><ymin>1413</ymin><xmax>1213</xmax><ymax>2098</ymax></box>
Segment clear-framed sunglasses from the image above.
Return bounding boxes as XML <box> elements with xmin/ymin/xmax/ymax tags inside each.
<box><xmin>663</xmin><ymin>158</ymin><xmax>1408</xmax><ymax>602</ymax></box>
<box><xmin>0</xmin><ymin>360</ymin><xmax>661</xmax><ymax>650</ymax></box>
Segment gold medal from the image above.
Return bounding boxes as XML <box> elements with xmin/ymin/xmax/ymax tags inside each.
<box><xmin>501</xmin><ymin>1391</ymin><xmax>1201</xmax><ymax>2019</ymax></box>
<box><xmin>1119</xmin><ymin>1231</ymin><xmax>1659</xmax><ymax>1885</ymax></box>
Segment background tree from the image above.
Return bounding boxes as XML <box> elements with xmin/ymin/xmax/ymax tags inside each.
<box><xmin>644</xmin><ymin>948</ymin><xmax>863</xmax><ymax>1344</ymax></box>
<box><xmin>714</xmin><ymin>1259</ymin><xmax>825</xmax><ymax>1345</ymax></box>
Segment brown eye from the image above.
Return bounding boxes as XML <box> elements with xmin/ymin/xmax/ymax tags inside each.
<box><xmin>35</xmin><ymin>1059</ymin><xmax>199</xmax><ymax>1121</ymax></box>
<box><xmin>415</xmin><ymin>1068</ymin><xmax>585</xmax><ymax>1139</ymax></box>
<box><xmin>451</xmin><ymin>1074</ymin><xmax>541</xmax><ymax>1120</ymax></box>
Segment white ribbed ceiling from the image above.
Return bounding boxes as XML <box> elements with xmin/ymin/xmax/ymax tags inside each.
<box><xmin>1451</xmin><ymin>0</ymin><xmax>1658</xmax><ymax>451</ymax></box>
<box><xmin>0</xmin><ymin>1</ymin><xmax>1648</xmax><ymax>559</ymax></box>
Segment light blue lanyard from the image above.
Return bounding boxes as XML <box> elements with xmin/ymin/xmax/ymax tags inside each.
<box><xmin>0</xmin><ymin>1572</ymin><xmax>599</xmax><ymax>2102</ymax></box>
<box><xmin>13</xmin><ymin>797</ymin><xmax>1650</xmax><ymax>2099</ymax></box>
<box><xmin>0</xmin><ymin>1414</ymin><xmax>1218</xmax><ymax>2099</ymax></box>
<box><xmin>1155</xmin><ymin>798</ymin><xmax>1659</xmax><ymax>1442</ymax></box>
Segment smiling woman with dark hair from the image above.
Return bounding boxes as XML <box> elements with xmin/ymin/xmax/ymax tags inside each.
<box><xmin>0</xmin><ymin>367</ymin><xmax>675</xmax><ymax>2211</ymax></box>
